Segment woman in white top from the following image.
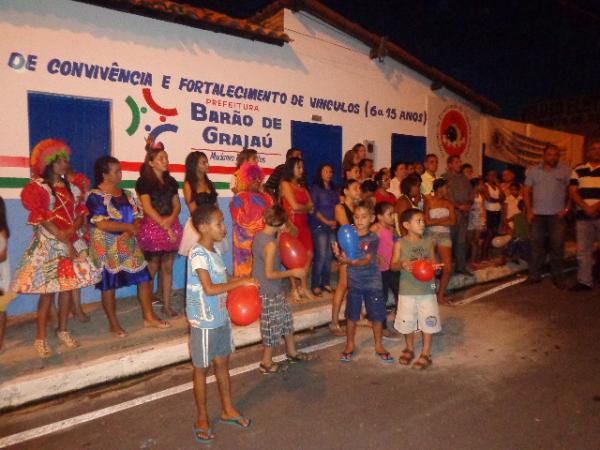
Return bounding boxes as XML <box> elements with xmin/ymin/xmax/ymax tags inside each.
<box><xmin>481</xmin><ymin>170</ymin><xmax>505</xmax><ymax>260</ymax></box>
<box><xmin>425</xmin><ymin>178</ymin><xmax>456</xmax><ymax>305</ymax></box>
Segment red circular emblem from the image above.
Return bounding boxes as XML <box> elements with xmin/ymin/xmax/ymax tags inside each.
<box><xmin>438</xmin><ymin>109</ymin><xmax>469</xmax><ymax>156</ymax></box>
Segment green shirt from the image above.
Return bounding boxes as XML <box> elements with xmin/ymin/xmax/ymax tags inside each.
<box><xmin>399</xmin><ymin>237</ymin><xmax>436</xmax><ymax>296</ymax></box>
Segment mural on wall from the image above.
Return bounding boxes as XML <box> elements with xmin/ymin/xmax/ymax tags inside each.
<box><xmin>427</xmin><ymin>95</ymin><xmax>481</xmax><ymax>174</ymax></box>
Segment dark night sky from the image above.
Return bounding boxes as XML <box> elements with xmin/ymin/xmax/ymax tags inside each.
<box><xmin>180</xmin><ymin>0</ymin><xmax>599</xmax><ymax>117</ymax></box>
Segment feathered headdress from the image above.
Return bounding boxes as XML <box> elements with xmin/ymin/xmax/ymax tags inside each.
<box><xmin>238</xmin><ymin>162</ymin><xmax>264</xmax><ymax>186</ymax></box>
<box><xmin>30</xmin><ymin>139</ymin><xmax>71</xmax><ymax>177</ymax></box>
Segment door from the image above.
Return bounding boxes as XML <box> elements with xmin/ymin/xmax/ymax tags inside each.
<box><xmin>391</xmin><ymin>133</ymin><xmax>426</xmax><ymax>165</ymax></box>
<box><xmin>291</xmin><ymin>121</ymin><xmax>343</xmax><ymax>187</ymax></box>
<box><xmin>28</xmin><ymin>92</ymin><xmax>112</xmax><ymax>183</ymax></box>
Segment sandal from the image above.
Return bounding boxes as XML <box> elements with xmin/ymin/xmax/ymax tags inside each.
<box><xmin>398</xmin><ymin>348</ymin><xmax>415</xmax><ymax>366</ymax></box>
<box><xmin>374</xmin><ymin>351</ymin><xmax>395</xmax><ymax>364</ymax></box>
<box><xmin>144</xmin><ymin>320</ymin><xmax>171</xmax><ymax>329</ymax></box>
<box><xmin>329</xmin><ymin>324</ymin><xmax>345</xmax><ymax>337</ymax></box>
<box><xmin>339</xmin><ymin>351</ymin><xmax>354</xmax><ymax>363</ymax></box>
<box><xmin>287</xmin><ymin>352</ymin><xmax>314</xmax><ymax>363</ymax></box>
<box><xmin>33</xmin><ymin>339</ymin><xmax>52</xmax><ymax>358</ymax></box>
<box><xmin>290</xmin><ymin>289</ymin><xmax>302</xmax><ymax>303</ymax></box>
<box><xmin>322</xmin><ymin>285</ymin><xmax>334</xmax><ymax>294</ymax></box>
<box><xmin>412</xmin><ymin>354</ymin><xmax>432</xmax><ymax>370</ymax></box>
<box><xmin>192</xmin><ymin>426</ymin><xmax>214</xmax><ymax>444</ymax></box>
<box><xmin>311</xmin><ymin>287</ymin><xmax>323</xmax><ymax>297</ymax></box>
<box><xmin>56</xmin><ymin>331</ymin><xmax>81</xmax><ymax>349</ymax></box>
<box><xmin>219</xmin><ymin>415</ymin><xmax>252</xmax><ymax>429</ymax></box>
<box><xmin>259</xmin><ymin>362</ymin><xmax>281</xmax><ymax>374</ymax></box>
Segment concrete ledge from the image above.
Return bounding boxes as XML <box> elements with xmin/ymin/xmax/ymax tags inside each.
<box><xmin>0</xmin><ymin>258</ymin><xmax>538</xmax><ymax>411</ymax></box>
<box><xmin>0</xmin><ymin>304</ymin><xmax>332</xmax><ymax>411</ymax></box>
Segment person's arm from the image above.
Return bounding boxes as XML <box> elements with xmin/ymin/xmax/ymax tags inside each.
<box><xmin>264</xmin><ymin>241</ymin><xmax>305</xmax><ymax>280</ymax></box>
<box><xmin>139</xmin><ymin>194</ymin><xmax>165</xmax><ymax>224</ymax></box>
<box><xmin>197</xmin><ymin>268</ymin><xmax>257</xmax><ymax>295</ymax></box>
<box><xmin>0</xmin><ymin>229</ymin><xmax>7</xmax><ymax>263</ymax></box>
<box><xmin>95</xmin><ymin>220</ymin><xmax>138</xmax><ymax>234</ymax></box>
<box><xmin>280</xmin><ymin>181</ymin><xmax>310</xmax><ymax>213</ymax></box>
<box><xmin>389</xmin><ymin>240</ymin><xmax>403</xmax><ymax>271</ymax></box>
<box><xmin>183</xmin><ymin>181</ymin><xmax>197</xmax><ymax>215</ymax></box>
<box><xmin>331</xmin><ymin>241</ymin><xmax>371</xmax><ymax>267</ymax></box>
<box><xmin>523</xmin><ymin>186</ymin><xmax>534</xmax><ymax>223</ymax></box>
<box><xmin>569</xmin><ymin>185</ymin><xmax>597</xmax><ymax>217</ymax></box>
<box><xmin>164</xmin><ymin>194</ymin><xmax>181</xmax><ymax>227</ymax></box>
<box><xmin>335</xmin><ymin>204</ymin><xmax>349</xmax><ymax>226</ymax></box>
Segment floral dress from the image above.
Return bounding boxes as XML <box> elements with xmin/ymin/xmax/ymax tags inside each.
<box><xmin>86</xmin><ymin>189</ymin><xmax>151</xmax><ymax>291</ymax></box>
<box><xmin>11</xmin><ymin>179</ymin><xmax>101</xmax><ymax>294</ymax></box>
<box><xmin>229</xmin><ymin>191</ymin><xmax>273</xmax><ymax>277</ymax></box>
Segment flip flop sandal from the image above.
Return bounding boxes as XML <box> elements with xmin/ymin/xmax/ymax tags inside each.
<box><xmin>329</xmin><ymin>324</ymin><xmax>346</xmax><ymax>336</ymax></box>
<box><xmin>412</xmin><ymin>354</ymin><xmax>432</xmax><ymax>370</ymax></box>
<box><xmin>339</xmin><ymin>351</ymin><xmax>354</xmax><ymax>363</ymax></box>
<box><xmin>375</xmin><ymin>351</ymin><xmax>395</xmax><ymax>364</ymax></box>
<box><xmin>398</xmin><ymin>349</ymin><xmax>415</xmax><ymax>366</ymax></box>
<box><xmin>322</xmin><ymin>286</ymin><xmax>334</xmax><ymax>294</ymax></box>
<box><xmin>192</xmin><ymin>426</ymin><xmax>214</xmax><ymax>444</ymax></box>
<box><xmin>219</xmin><ymin>415</ymin><xmax>252</xmax><ymax>429</ymax></box>
<box><xmin>259</xmin><ymin>362</ymin><xmax>281</xmax><ymax>374</ymax></box>
<box><xmin>286</xmin><ymin>352</ymin><xmax>313</xmax><ymax>363</ymax></box>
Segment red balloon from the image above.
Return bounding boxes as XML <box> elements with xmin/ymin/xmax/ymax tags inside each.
<box><xmin>279</xmin><ymin>232</ymin><xmax>308</xmax><ymax>269</ymax></box>
<box><xmin>227</xmin><ymin>285</ymin><xmax>261</xmax><ymax>326</ymax></box>
<box><xmin>412</xmin><ymin>260</ymin><xmax>435</xmax><ymax>282</ymax></box>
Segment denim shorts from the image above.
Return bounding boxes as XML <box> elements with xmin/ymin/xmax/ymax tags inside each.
<box><xmin>346</xmin><ymin>288</ymin><xmax>387</xmax><ymax>323</ymax></box>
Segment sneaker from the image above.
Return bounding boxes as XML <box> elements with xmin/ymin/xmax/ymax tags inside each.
<box><xmin>33</xmin><ymin>339</ymin><xmax>52</xmax><ymax>358</ymax></box>
<box><xmin>57</xmin><ymin>331</ymin><xmax>81</xmax><ymax>349</ymax></box>
<box><xmin>568</xmin><ymin>282</ymin><xmax>592</xmax><ymax>292</ymax></box>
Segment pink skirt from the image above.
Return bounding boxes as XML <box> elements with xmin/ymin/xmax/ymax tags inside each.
<box><xmin>138</xmin><ymin>216</ymin><xmax>183</xmax><ymax>255</ymax></box>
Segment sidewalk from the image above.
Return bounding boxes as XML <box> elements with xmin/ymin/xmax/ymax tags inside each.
<box><xmin>0</xmin><ymin>259</ymin><xmax>533</xmax><ymax>411</ymax></box>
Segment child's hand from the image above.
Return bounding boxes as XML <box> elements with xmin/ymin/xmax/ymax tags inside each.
<box><xmin>242</xmin><ymin>277</ymin><xmax>260</xmax><ymax>288</ymax></box>
<box><xmin>290</xmin><ymin>267</ymin><xmax>306</xmax><ymax>279</ymax></box>
<box><xmin>401</xmin><ymin>260</ymin><xmax>412</xmax><ymax>271</ymax></box>
<box><xmin>331</xmin><ymin>242</ymin><xmax>341</xmax><ymax>258</ymax></box>
<box><xmin>432</xmin><ymin>262</ymin><xmax>444</xmax><ymax>270</ymax></box>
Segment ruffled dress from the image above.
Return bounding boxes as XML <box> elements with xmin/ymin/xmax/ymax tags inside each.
<box><xmin>11</xmin><ymin>179</ymin><xmax>101</xmax><ymax>294</ymax></box>
<box><xmin>229</xmin><ymin>191</ymin><xmax>273</xmax><ymax>277</ymax></box>
<box><xmin>282</xmin><ymin>184</ymin><xmax>314</xmax><ymax>251</ymax></box>
<box><xmin>86</xmin><ymin>189</ymin><xmax>151</xmax><ymax>291</ymax></box>
<box><xmin>135</xmin><ymin>175</ymin><xmax>183</xmax><ymax>257</ymax></box>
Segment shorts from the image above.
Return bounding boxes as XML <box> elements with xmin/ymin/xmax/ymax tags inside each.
<box><xmin>346</xmin><ymin>288</ymin><xmax>387</xmax><ymax>323</ymax></box>
<box><xmin>260</xmin><ymin>293</ymin><xmax>294</xmax><ymax>347</ymax></box>
<box><xmin>190</xmin><ymin>322</ymin><xmax>235</xmax><ymax>368</ymax></box>
<box><xmin>394</xmin><ymin>294</ymin><xmax>442</xmax><ymax>334</ymax></box>
<box><xmin>427</xmin><ymin>230</ymin><xmax>452</xmax><ymax>248</ymax></box>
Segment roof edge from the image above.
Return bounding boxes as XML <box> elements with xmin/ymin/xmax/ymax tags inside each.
<box><xmin>73</xmin><ymin>0</ymin><xmax>291</xmax><ymax>46</ymax></box>
<box><xmin>250</xmin><ymin>0</ymin><xmax>500</xmax><ymax>113</ymax></box>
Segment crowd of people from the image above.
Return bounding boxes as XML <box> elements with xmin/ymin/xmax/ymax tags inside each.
<box><xmin>0</xmin><ymin>136</ymin><xmax>598</xmax><ymax>442</ymax></box>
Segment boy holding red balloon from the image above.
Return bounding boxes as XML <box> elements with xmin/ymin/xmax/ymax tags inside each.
<box><xmin>391</xmin><ymin>208</ymin><xmax>442</xmax><ymax>370</ymax></box>
<box><xmin>252</xmin><ymin>205</ymin><xmax>314</xmax><ymax>374</ymax></box>
<box><xmin>332</xmin><ymin>201</ymin><xmax>393</xmax><ymax>364</ymax></box>
<box><xmin>187</xmin><ymin>204</ymin><xmax>258</xmax><ymax>444</ymax></box>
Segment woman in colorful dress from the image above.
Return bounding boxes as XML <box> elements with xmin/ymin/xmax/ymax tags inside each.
<box><xmin>178</xmin><ymin>151</ymin><xmax>219</xmax><ymax>257</ymax></box>
<box><xmin>87</xmin><ymin>156</ymin><xmax>170</xmax><ymax>336</ymax></box>
<box><xmin>229</xmin><ymin>162</ymin><xmax>273</xmax><ymax>277</ymax></box>
<box><xmin>230</xmin><ymin>148</ymin><xmax>258</xmax><ymax>195</ymax></box>
<box><xmin>280</xmin><ymin>157</ymin><xmax>315</xmax><ymax>301</ymax></box>
<box><xmin>11</xmin><ymin>139</ymin><xmax>101</xmax><ymax>357</ymax></box>
<box><xmin>135</xmin><ymin>139</ymin><xmax>183</xmax><ymax>318</ymax></box>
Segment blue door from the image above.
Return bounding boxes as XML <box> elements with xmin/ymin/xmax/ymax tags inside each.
<box><xmin>28</xmin><ymin>92</ymin><xmax>112</xmax><ymax>183</ymax></box>
<box><xmin>291</xmin><ymin>121</ymin><xmax>343</xmax><ymax>187</ymax></box>
<box><xmin>391</xmin><ymin>133</ymin><xmax>426</xmax><ymax>165</ymax></box>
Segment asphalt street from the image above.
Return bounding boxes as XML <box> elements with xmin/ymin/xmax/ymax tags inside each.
<box><xmin>1</xmin><ymin>277</ymin><xmax>599</xmax><ymax>450</ymax></box>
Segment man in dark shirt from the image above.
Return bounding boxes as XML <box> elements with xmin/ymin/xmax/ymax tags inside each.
<box><xmin>442</xmin><ymin>155</ymin><xmax>474</xmax><ymax>274</ymax></box>
<box><xmin>264</xmin><ymin>148</ymin><xmax>302</xmax><ymax>200</ymax></box>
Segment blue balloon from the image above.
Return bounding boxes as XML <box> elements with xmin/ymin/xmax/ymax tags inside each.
<box><xmin>337</xmin><ymin>225</ymin><xmax>360</xmax><ymax>260</ymax></box>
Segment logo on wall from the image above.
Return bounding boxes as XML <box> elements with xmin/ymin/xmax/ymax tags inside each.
<box><xmin>125</xmin><ymin>88</ymin><xmax>179</xmax><ymax>140</ymax></box>
<box><xmin>436</xmin><ymin>105</ymin><xmax>470</xmax><ymax>156</ymax></box>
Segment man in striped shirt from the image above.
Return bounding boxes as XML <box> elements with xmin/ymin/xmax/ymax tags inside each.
<box><xmin>569</xmin><ymin>137</ymin><xmax>600</xmax><ymax>291</ymax></box>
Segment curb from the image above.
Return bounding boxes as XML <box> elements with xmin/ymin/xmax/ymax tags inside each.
<box><xmin>0</xmin><ymin>304</ymin><xmax>333</xmax><ymax>411</ymax></box>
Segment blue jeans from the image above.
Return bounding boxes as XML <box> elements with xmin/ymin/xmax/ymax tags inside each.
<box><xmin>311</xmin><ymin>225</ymin><xmax>335</xmax><ymax>289</ymax></box>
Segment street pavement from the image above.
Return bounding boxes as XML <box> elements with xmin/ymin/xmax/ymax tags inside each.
<box><xmin>1</xmin><ymin>277</ymin><xmax>599</xmax><ymax>450</ymax></box>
